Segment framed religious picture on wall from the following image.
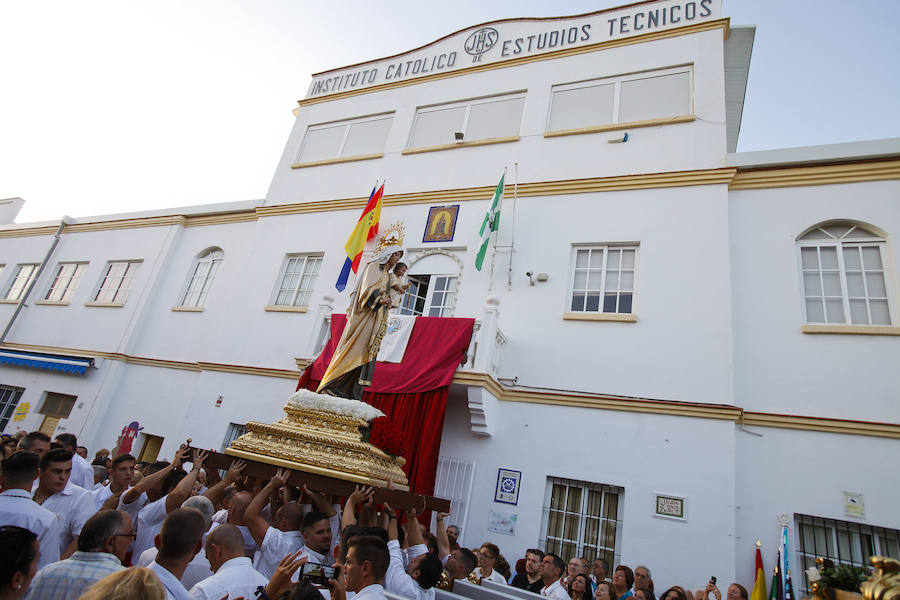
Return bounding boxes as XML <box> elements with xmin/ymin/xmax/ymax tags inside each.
<box><xmin>494</xmin><ymin>468</ymin><xmax>521</xmax><ymax>505</ymax></box>
<box><xmin>423</xmin><ymin>205</ymin><xmax>459</xmax><ymax>243</ymax></box>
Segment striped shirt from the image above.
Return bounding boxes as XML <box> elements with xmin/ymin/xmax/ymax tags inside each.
<box><xmin>24</xmin><ymin>551</ymin><xmax>124</xmax><ymax>600</ymax></box>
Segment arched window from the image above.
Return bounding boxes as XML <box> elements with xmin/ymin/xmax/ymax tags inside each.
<box><xmin>396</xmin><ymin>252</ymin><xmax>460</xmax><ymax>317</ymax></box>
<box><xmin>180</xmin><ymin>247</ymin><xmax>224</xmax><ymax>308</ymax></box>
<box><xmin>797</xmin><ymin>222</ymin><xmax>892</xmax><ymax>325</ymax></box>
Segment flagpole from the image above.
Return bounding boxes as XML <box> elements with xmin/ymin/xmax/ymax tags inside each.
<box><xmin>488</xmin><ymin>167</ymin><xmax>507</xmax><ymax>291</ymax></box>
<box><xmin>507</xmin><ymin>162</ymin><xmax>518</xmax><ymax>290</ymax></box>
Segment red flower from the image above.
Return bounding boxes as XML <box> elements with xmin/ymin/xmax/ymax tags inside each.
<box><xmin>367</xmin><ymin>416</ymin><xmax>405</xmax><ymax>458</ymax></box>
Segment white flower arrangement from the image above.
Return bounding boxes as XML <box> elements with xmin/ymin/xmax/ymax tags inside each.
<box><xmin>287</xmin><ymin>389</ymin><xmax>384</xmax><ymax>422</ymax></box>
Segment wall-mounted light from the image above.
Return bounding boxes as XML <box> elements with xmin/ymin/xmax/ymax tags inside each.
<box><xmin>454</xmin><ymin>131</ymin><xmax>465</xmax><ymax>143</ymax></box>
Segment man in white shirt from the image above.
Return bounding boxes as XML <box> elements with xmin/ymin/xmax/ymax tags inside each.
<box><xmin>137</xmin><ymin>495</ymin><xmax>217</xmax><ymax>590</ymax></box>
<box><xmin>149</xmin><ymin>508</ymin><xmax>207</xmax><ymax>600</ymax></box>
<box><xmin>435</xmin><ymin>512</ymin><xmax>477</xmax><ymax>584</ymax></box>
<box><xmin>0</xmin><ymin>451</ymin><xmax>62</xmax><ymax>570</ymax></box>
<box><xmin>540</xmin><ymin>554</ymin><xmax>570</xmax><ymax>600</ymax></box>
<box><xmin>93</xmin><ymin>453</ymin><xmax>135</xmax><ymax>511</ymax></box>
<box><xmin>127</xmin><ymin>446</ymin><xmax>207</xmax><ymax>559</ymax></box>
<box><xmin>474</xmin><ymin>542</ymin><xmax>508</xmax><ymax>585</ymax></box>
<box><xmin>346</xmin><ymin>535</ymin><xmax>390</xmax><ymax>600</ymax></box>
<box><xmin>32</xmin><ymin>448</ymin><xmax>95</xmax><ymax>558</ymax></box>
<box><xmin>222</xmin><ymin>491</ymin><xmax>258</xmax><ymax>557</ymax></box>
<box><xmin>384</xmin><ymin>505</ymin><xmax>442</xmax><ymax>600</ymax></box>
<box><xmin>247</xmin><ymin>468</ymin><xmax>340</xmax><ymax>579</ymax></box>
<box><xmin>188</xmin><ymin>524</ymin><xmax>268</xmax><ymax>600</ymax></box>
<box><xmin>55</xmin><ymin>434</ymin><xmax>94</xmax><ymax>491</ymax></box>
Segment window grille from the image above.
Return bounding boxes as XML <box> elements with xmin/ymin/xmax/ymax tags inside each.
<box><xmin>796</xmin><ymin>514</ymin><xmax>900</xmax><ymax>593</ymax></box>
<box><xmin>539</xmin><ymin>476</ymin><xmax>623</xmax><ymax>566</ymax></box>
<box><xmin>0</xmin><ymin>385</ymin><xmax>24</xmax><ymax>431</ymax></box>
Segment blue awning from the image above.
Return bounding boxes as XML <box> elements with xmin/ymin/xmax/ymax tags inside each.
<box><xmin>0</xmin><ymin>350</ymin><xmax>94</xmax><ymax>375</ymax></box>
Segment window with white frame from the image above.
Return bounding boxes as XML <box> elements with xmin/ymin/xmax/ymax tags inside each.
<box><xmin>272</xmin><ymin>254</ymin><xmax>323</xmax><ymax>308</ymax></box>
<box><xmin>798</xmin><ymin>223</ymin><xmax>892</xmax><ymax>325</ymax></box>
<box><xmin>796</xmin><ymin>514</ymin><xmax>900</xmax><ymax>594</ymax></box>
<box><xmin>44</xmin><ymin>262</ymin><xmax>87</xmax><ymax>303</ymax></box>
<box><xmin>221</xmin><ymin>422</ymin><xmax>248</xmax><ymax>452</ymax></box>
<box><xmin>94</xmin><ymin>260</ymin><xmax>141</xmax><ymax>304</ymax></box>
<box><xmin>180</xmin><ymin>248</ymin><xmax>223</xmax><ymax>308</ymax></box>
<box><xmin>395</xmin><ymin>254</ymin><xmax>460</xmax><ymax>317</ymax></box>
<box><xmin>4</xmin><ymin>264</ymin><xmax>40</xmax><ymax>301</ymax></box>
<box><xmin>0</xmin><ymin>385</ymin><xmax>25</xmax><ymax>432</ymax></box>
<box><xmin>569</xmin><ymin>246</ymin><xmax>636</xmax><ymax>314</ymax></box>
<box><xmin>548</xmin><ymin>66</ymin><xmax>692</xmax><ymax>132</ymax></box>
<box><xmin>397</xmin><ymin>274</ymin><xmax>457</xmax><ymax>317</ymax></box>
<box><xmin>296</xmin><ymin>113</ymin><xmax>394</xmax><ymax>164</ymax></box>
<box><xmin>408</xmin><ymin>92</ymin><xmax>525</xmax><ymax>149</ymax></box>
<box><xmin>539</xmin><ymin>476</ymin><xmax>623</xmax><ymax>566</ymax></box>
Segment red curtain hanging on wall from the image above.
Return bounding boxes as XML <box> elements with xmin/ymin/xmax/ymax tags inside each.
<box><xmin>297</xmin><ymin>315</ymin><xmax>474</xmax><ymax>498</ymax></box>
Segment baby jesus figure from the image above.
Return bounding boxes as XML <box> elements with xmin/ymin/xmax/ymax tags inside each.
<box><xmin>389</xmin><ymin>262</ymin><xmax>410</xmax><ymax>308</ymax></box>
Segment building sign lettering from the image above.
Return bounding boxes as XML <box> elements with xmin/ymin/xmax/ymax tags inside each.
<box><xmin>306</xmin><ymin>0</ymin><xmax>721</xmax><ymax>98</ymax></box>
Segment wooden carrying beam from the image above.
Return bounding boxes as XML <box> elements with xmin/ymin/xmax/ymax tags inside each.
<box><xmin>191</xmin><ymin>448</ymin><xmax>451</xmax><ymax>513</ymax></box>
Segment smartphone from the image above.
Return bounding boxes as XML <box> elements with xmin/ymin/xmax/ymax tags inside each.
<box><xmin>710</xmin><ymin>577</ymin><xmax>717</xmax><ymax>585</ymax></box>
<box><xmin>302</xmin><ymin>562</ymin><xmax>340</xmax><ymax>585</ymax></box>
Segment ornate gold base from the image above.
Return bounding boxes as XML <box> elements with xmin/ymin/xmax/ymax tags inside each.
<box><xmin>225</xmin><ymin>401</ymin><xmax>409</xmax><ymax>490</ymax></box>
<box><xmin>224</xmin><ymin>447</ymin><xmax>409</xmax><ymax>490</ymax></box>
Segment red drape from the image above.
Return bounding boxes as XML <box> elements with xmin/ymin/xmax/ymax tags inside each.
<box><xmin>297</xmin><ymin>315</ymin><xmax>474</xmax><ymax>501</ymax></box>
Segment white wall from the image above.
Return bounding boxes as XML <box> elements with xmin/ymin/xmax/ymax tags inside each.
<box><xmin>729</xmin><ymin>180</ymin><xmax>900</xmax><ymax>421</ymax></box>
<box><xmin>266</xmin><ymin>28</ymin><xmax>727</xmax><ymax>206</ymax></box>
<box><xmin>438</xmin><ymin>387</ymin><xmax>737</xmax><ymax>595</ymax></box>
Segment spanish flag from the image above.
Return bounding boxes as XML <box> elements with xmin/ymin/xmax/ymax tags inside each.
<box><xmin>751</xmin><ymin>544</ymin><xmax>767</xmax><ymax>600</ymax></box>
<box><xmin>335</xmin><ymin>184</ymin><xmax>384</xmax><ymax>291</ymax></box>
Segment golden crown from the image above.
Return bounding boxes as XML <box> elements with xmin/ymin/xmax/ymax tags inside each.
<box><xmin>375</xmin><ymin>221</ymin><xmax>405</xmax><ymax>253</ymax></box>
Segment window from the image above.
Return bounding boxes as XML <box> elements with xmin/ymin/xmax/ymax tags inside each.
<box><xmin>569</xmin><ymin>246</ymin><xmax>636</xmax><ymax>314</ymax></box>
<box><xmin>408</xmin><ymin>92</ymin><xmax>525</xmax><ymax>149</ymax></box>
<box><xmin>94</xmin><ymin>261</ymin><xmax>141</xmax><ymax>304</ymax></box>
<box><xmin>37</xmin><ymin>392</ymin><xmax>77</xmax><ymax>437</ymax></box>
<box><xmin>540</xmin><ymin>476</ymin><xmax>623</xmax><ymax>566</ymax></box>
<box><xmin>5</xmin><ymin>264</ymin><xmax>40</xmax><ymax>301</ymax></box>
<box><xmin>796</xmin><ymin>514</ymin><xmax>900</xmax><ymax>594</ymax></box>
<box><xmin>180</xmin><ymin>248</ymin><xmax>224</xmax><ymax>308</ymax></box>
<box><xmin>296</xmin><ymin>113</ymin><xmax>393</xmax><ymax>164</ymax></box>
<box><xmin>44</xmin><ymin>262</ymin><xmax>87</xmax><ymax>303</ymax></box>
<box><xmin>433</xmin><ymin>456</ymin><xmax>476</xmax><ymax>545</ymax></box>
<box><xmin>221</xmin><ymin>422</ymin><xmax>248</xmax><ymax>452</ymax></box>
<box><xmin>798</xmin><ymin>223</ymin><xmax>892</xmax><ymax>325</ymax></box>
<box><xmin>548</xmin><ymin>66</ymin><xmax>692</xmax><ymax>133</ymax></box>
<box><xmin>0</xmin><ymin>385</ymin><xmax>24</xmax><ymax>432</ymax></box>
<box><xmin>273</xmin><ymin>254</ymin><xmax>323</xmax><ymax>308</ymax></box>
<box><xmin>398</xmin><ymin>275</ymin><xmax>458</xmax><ymax>317</ymax></box>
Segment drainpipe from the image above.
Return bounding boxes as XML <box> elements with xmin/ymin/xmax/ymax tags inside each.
<box><xmin>0</xmin><ymin>215</ymin><xmax>72</xmax><ymax>344</ymax></box>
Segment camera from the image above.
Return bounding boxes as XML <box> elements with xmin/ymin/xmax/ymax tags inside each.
<box><xmin>301</xmin><ymin>562</ymin><xmax>340</xmax><ymax>586</ymax></box>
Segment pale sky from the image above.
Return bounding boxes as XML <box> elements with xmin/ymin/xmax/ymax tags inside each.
<box><xmin>1</xmin><ymin>0</ymin><xmax>897</xmax><ymax>224</ymax></box>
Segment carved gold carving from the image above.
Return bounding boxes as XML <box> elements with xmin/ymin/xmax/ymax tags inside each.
<box><xmin>226</xmin><ymin>404</ymin><xmax>409</xmax><ymax>489</ymax></box>
<box><xmin>862</xmin><ymin>557</ymin><xmax>900</xmax><ymax>600</ymax></box>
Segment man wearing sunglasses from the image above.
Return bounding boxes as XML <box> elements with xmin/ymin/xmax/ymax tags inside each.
<box><xmin>24</xmin><ymin>509</ymin><xmax>133</xmax><ymax>599</ymax></box>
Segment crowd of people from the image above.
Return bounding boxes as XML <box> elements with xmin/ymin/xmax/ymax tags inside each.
<box><xmin>0</xmin><ymin>432</ymin><xmax>751</xmax><ymax>600</ymax></box>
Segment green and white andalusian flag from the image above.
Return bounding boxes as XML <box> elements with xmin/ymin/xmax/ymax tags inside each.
<box><xmin>475</xmin><ymin>174</ymin><xmax>504</xmax><ymax>271</ymax></box>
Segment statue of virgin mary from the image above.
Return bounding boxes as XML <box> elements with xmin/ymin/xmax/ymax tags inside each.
<box><xmin>317</xmin><ymin>244</ymin><xmax>404</xmax><ymax>400</ymax></box>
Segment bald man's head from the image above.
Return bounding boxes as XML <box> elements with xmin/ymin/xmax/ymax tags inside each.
<box><xmin>276</xmin><ymin>502</ymin><xmax>303</xmax><ymax>532</ymax></box>
<box><xmin>227</xmin><ymin>491</ymin><xmax>252</xmax><ymax>525</ymax></box>
<box><xmin>205</xmin><ymin>524</ymin><xmax>246</xmax><ymax>572</ymax></box>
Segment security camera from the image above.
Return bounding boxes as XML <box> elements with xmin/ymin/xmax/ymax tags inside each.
<box><xmin>526</xmin><ymin>271</ymin><xmax>533</xmax><ymax>277</ymax></box>
<box><xmin>526</xmin><ymin>271</ymin><xmax>535</xmax><ymax>286</ymax></box>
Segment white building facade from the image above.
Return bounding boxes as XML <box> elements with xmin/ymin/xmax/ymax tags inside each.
<box><xmin>1</xmin><ymin>0</ymin><xmax>898</xmax><ymax>593</ymax></box>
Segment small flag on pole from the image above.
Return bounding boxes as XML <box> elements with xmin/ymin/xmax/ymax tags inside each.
<box><xmin>475</xmin><ymin>173</ymin><xmax>504</xmax><ymax>271</ymax></box>
<box><xmin>751</xmin><ymin>542</ymin><xmax>767</xmax><ymax>600</ymax></box>
<box><xmin>335</xmin><ymin>184</ymin><xmax>384</xmax><ymax>291</ymax></box>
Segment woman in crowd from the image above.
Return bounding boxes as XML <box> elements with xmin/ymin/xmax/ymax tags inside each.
<box><xmin>661</xmin><ymin>586</ymin><xmax>689</xmax><ymax>600</ymax></box>
<box><xmin>636</xmin><ymin>589</ymin><xmax>656</xmax><ymax>600</ymax></box>
<box><xmin>79</xmin><ymin>567</ymin><xmax>166</xmax><ymax>600</ymax></box>
<box><xmin>0</xmin><ymin>526</ymin><xmax>39</xmax><ymax>600</ymax></box>
<box><xmin>569</xmin><ymin>573</ymin><xmax>593</xmax><ymax>600</ymax></box>
<box><xmin>595</xmin><ymin>581</ymin><xmax>615</xmax><ymax>600</ymax></box>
